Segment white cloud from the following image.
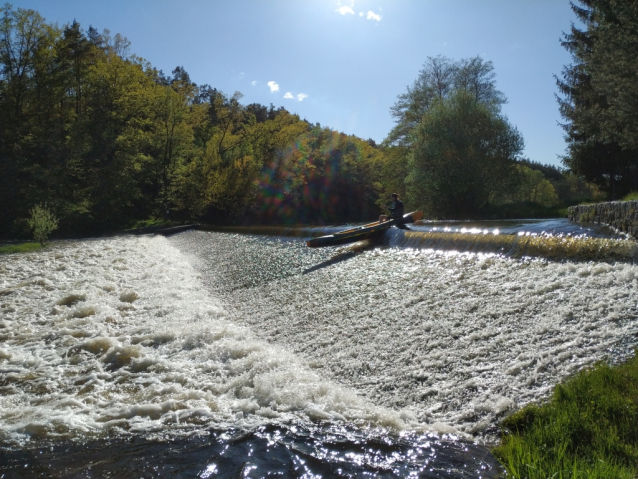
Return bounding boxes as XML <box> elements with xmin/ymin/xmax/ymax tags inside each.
<box><xmin>336</xmin><ymin>6</ymin><xmax>354</xmax><ymax>15</ymax></box>
<box><xmin>297</xmin><ymin>93</ymin><xmax>308</xmax><ymax>102</ymax></box>
<box><xmin>267</xmin><ymin>81</ymin><xmax>279</xmax><ymax>92</ymax></box>
<box><xmin>359</xmin><ymin>11</ymin><xmax>364</xmax><ymax>17</ymax></box>
<box><xmin>283</xmin><ymin>92</ymin><xmax>294</xmax><ymax>99</ymax></box>
<box><xmin>366</xmin><ymin>10</ymin><xmax>382</xmax><ymax>21</ymax></box>
<box><xmin>251</xmin><ymin>80</ymin><xmax>257</xmax><ymax>86</ymax></box>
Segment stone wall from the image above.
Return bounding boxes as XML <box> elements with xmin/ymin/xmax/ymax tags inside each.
<box><xmin>568</xmin><ymin>200</ymin><xmax>638</xmax><ymax>238</ymax></box>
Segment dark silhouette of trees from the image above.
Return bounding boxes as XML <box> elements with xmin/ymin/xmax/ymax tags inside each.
<box><xmin>557</xmin><ymin>0</ymin><xmax>638</xmax><ymax>198</ymax></box>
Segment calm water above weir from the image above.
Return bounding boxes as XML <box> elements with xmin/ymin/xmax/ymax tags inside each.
<box><xmin>1</xmin><ymin>219</ymin><xmax>637</xmax><ymax>477</ymax></box>
<box><xmin>409</xmin><ymin>217</ymin><xmax>621</xmax><ymax>237</ymax></box>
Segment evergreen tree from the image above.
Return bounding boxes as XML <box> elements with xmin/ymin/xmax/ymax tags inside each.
<box><xmin>557</xmin><ymin>0</ymin><xmax>638</xmax><ymax>198</ymax></box>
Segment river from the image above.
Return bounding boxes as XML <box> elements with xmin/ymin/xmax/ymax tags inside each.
<box><xmin>1</xmin><ymin>219</ymin><xmax>637</xmax><ymax>477</ymax></box>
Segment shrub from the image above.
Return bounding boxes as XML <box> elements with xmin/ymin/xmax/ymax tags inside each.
<box><xmin>27</xmin><ymin>203</ymin><xmax>59</xmax><ymax>245</ymax></box>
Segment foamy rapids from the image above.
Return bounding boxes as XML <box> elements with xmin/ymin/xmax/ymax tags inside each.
<box><xmin>0</xmin><ymin>236</ymin><xmax>415</xmax><ymax>445</ymax></box>
<box><xmin>2</xmin><ymin>232</ymin><xmax>638</xmax><ymax>447</ymax></box>
<box><xmin>172</xmin><ymin>230</ymin><xmax>638</xmax><ymax>439</ymax></box>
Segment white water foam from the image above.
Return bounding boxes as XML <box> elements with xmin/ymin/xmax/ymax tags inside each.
<box><xmin>0</xmin><ymin>236</ymin><xmax>417</xmax><ymax>444</ymax></box>
<box><xmin>171</xmin><ymin>231</ymin><xmax>638</xmax><ymax>439</ymax></box>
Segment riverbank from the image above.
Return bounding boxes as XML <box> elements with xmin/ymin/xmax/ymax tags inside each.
<box><xmin>494</xmin><ymin>354</ymin><xmax>638</xmax><ymax>478</ymax></box>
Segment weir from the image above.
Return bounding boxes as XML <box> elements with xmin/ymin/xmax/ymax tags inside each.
<box><xmin>1</xmin><ymin>221</ymin><xmax>637</xmax><ymax>477</ymax></box>
<box><xmin>197</xmin><ymin>218</ymin><xmax>637</xmax><ymax>262</ymax></box>
<box><xmin>396</xmin><ymin>230</ymin><xmax>638</xmax><ymax>261</ymax></box>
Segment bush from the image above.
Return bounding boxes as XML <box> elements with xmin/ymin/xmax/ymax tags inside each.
<box><xmin>27</xmin><ymin>203</ymin><xmax>59</xmax><ymax>245</ymax></box>
<box><xmin>621</xmin><ymin>191</ymin><xmax>638</xmax><ymax>201</ymax></box>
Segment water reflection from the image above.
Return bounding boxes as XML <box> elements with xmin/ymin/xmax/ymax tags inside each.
<box><xmin>0</xmin><ymin>424</ymin><xmax>502</xmax><ymax>478</ymax></box>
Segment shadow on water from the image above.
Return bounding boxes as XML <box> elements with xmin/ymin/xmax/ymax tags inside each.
<box><xmin>302</xmin><ymin>241</ymin><xmax>381</xmax><ymax>275</ymax></box>
<box><xmin>302</xmin><ymin>251</ymin><xmax>358</xmax><ymax>275</ymax></box>
<box><xmin>0</xmin><ymin>425</ymin><xmax>503</xmax><ymax>478</ymax></box>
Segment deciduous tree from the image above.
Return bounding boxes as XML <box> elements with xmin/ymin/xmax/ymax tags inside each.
<box><xmin>406</xmin><ymin>91</ymin><xmax>523</xmax><ymax>219</ymax></box>
<box><xmin>387</xmin><ymin>55</ymin><xmax>506</xmax><ymax>148</ymax></box>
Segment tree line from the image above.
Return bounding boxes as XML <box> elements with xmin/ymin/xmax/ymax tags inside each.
<box><xmin>0</xmin><ymin>6</ymin><xmax>389</xmax><ymax>237</ymax></box>
<box><xmin>0</xmin><ymin>4</ymin><xmax>613</xmax><ymax>239</ymax></box>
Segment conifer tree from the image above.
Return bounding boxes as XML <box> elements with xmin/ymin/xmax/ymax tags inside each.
<box><xmin>557</xmin><ymin>0</ymin><xmax>638</xmax><ymax>198</ymax></box>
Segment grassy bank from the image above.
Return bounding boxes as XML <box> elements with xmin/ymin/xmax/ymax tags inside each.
<box><xmin>0</xmin><ymin>242</ymin><xmax>44</xmax><ymax>254</ymax></box>
<box><xmin>493</xmin><ymin>354</ymin><xmax>638</xmax><ymax>478</ymax></box>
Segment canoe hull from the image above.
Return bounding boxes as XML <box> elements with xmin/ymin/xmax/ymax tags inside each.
<box><xmin>306</xmin><ymin>211</ymin><xmax>423</xmax><ymax>248</ymax></box>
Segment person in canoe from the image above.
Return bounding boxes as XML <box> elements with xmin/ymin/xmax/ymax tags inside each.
<box><xmin>379</xmin><ymin>193</ymin><xmax>404</xmax><ymax>222</ymax></box>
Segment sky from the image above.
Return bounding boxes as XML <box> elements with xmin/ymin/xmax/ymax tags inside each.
<box><xmin>12</xmin><ymin>0</ymin><xmax>580</xmax><ymax>167</ymax></box>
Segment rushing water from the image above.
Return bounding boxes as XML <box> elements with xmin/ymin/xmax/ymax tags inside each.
<box><xmin>1</xmin><ymin>218</ymin><xmax>637</xmax><ymax>477</ymax></box>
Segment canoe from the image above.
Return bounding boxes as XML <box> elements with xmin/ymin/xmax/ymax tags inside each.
<box><xmin>306</xmin><ymin>211</ymin><xmax>423</xmax><ymax>248</ymax></box>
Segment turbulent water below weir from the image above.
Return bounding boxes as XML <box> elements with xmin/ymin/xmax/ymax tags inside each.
<box><xmin>1</xmin><ymin>220</ymin><xmax>638</xmax><ymax>477</ymax></box>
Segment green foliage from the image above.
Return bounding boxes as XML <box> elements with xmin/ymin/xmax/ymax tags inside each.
<box><xmin>0</xmin><ymin>1</ymin><xmax>392</xmax><ymax>235</ymax></box>
<box><xmin>27</xmin><ymin>203</ymin><xmax>58</xmax><ymax>245</ymax></box>
<box><xmin>387</xmin><ymin>55</ymin><xmax>506</xmax><ymax>148</ymax></box>
<box><xmin>518</xmin><ymin>158</ymin><xmax>565</xmax><ymax>182</ymax></box>
<box><xmin>494</xmin><ymin>354</ymin><xmax>638</xmax><ymax>479</ymax></box>
<box><xmin>510</xmin><ymin>165</ymin><xmax>559</xmax><ymax>207</ymax></box>
<box><xmin>389</xmin><ymin>55</ymin><xmax>540</xmax><ymax>220</ymax></box>
<box><xmin>406</xmin><ymin>90</ymin><xmax>523</xmax><ymax>219</ymax></box>
<box><xmin>0</xmin><ymin>242</ymin><xmax>43</xmax><ymax>254</ymax></box>
<box><xmin>252</xmin><ymin>124</ymin><xmax>386</xmax><ymax>224</ymax></box>
<box><xmin>557</xmin><ymin>0</ymin><xmax>638</xmax><ymax>198</ymax></box>
<box><xmin>505</xmin><ymin>160</ymin><xmax>606</xmax><ymax>206</ymax></box>
<box><xmin>375</xmin><ymin>145</ymin><xmax>409</xmax><ymax>210</ymax></box>
<box><xmin>559</xmin><ymin>171</ymin><xmax>607</xmax><ymax>204</ymax></box>
<box><xmin>622</xmin><ymin>191</ymin><xmax>638</xmax><ymax>201</ymax></box>
<box><xmin>128</xmin><ymin>217</ymin><xmax>175</xmax><ymax>229</ymax></box>
<box><xmin>0</xmin><ymin>4</ymin><xmax>594</xmax><ymax>235</ymax></box>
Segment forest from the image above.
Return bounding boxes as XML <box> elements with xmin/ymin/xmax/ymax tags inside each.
<box><xmin>0</xmin><ymin>4</ymin><xmax>616</xmax><ymax>239</ymax></box>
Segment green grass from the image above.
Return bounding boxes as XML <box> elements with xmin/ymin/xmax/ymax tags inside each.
<box><xmin>493</xmin><ymin>354</ymin><xmax>638</xmax><ymax>478</ymax></box>
<box><xmin>0</xmin><ymin>242</ymin><xmax>44</xmax><ymax>254</ymax></box>
<box><xmin>621</xmin><ymin>191</ymin><xmax>638</xmax><ymax>201</ymax></box>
